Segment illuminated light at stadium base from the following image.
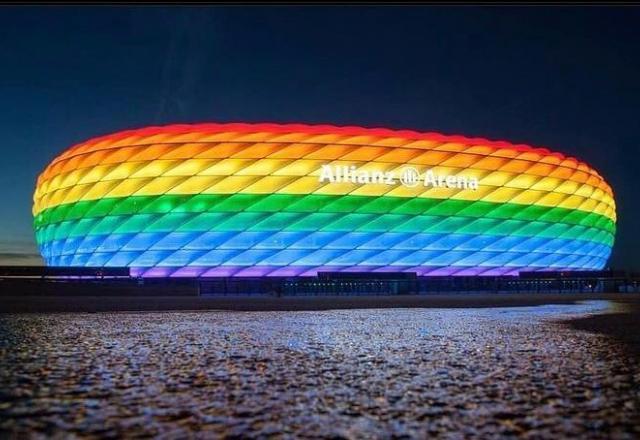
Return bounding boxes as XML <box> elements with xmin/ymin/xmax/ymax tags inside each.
<box><xmin>32</xmin><ymin>123</ymin><xmax>616</xmax><ymax>277</ymax></box>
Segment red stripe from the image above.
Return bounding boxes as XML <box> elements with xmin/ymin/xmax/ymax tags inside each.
<box><xmin>66</xmin><ymin>122</ymin><xmax>571</xmax><ymax>158</ymax></box>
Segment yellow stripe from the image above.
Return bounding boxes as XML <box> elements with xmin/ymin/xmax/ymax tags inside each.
<box><xmin>34</xmin><ymin>157</ymin><xmax>616</xmax><ymax>220</ymax></box>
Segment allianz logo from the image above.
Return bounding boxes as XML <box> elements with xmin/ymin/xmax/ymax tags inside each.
<box><xmin>318</xmin><ymin>165</ymin><xmax>480</xmax><ymax>190</ymax></box>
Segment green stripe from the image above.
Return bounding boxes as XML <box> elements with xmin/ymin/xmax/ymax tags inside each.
<box><xmin>34</xmin><ymin>193</ymin><xmax>616</xmax><ymax>247</ymax></box>
<box><xmin>34</xmin><ymin>193</ymin><xmax>617</xmax><ymax>232</ymax></box>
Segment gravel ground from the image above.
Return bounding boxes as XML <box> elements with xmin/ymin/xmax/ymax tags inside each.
<box><xmin>1</xmin><ymin>301</ymin><xmax>639</xmax><ymax>438</ymax></box>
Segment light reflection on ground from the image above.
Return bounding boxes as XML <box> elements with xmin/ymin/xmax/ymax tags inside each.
<box><xmin>0</xmin><ymin>301</ymin><xmax>638</xmax><ymax>438</ymax></box>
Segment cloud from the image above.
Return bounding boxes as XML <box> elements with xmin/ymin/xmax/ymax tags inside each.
<box><xmin>0</xmin><ymin>238</ymin><xmax>43</xmax><ymax>265</ymax></box>
<box><xmin>0</xmin><ymin>252</ymin><xmax>43</xmax><ymax>266</ymax></box>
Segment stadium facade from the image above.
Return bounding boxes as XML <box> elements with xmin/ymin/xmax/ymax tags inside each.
<box><xmin>33</xmin><ymin>123</ymin><xmax>616</xmax><ymax>277</ymax></box>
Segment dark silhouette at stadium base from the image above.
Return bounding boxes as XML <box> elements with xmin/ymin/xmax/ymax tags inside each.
<box><xmin>1</xmin><ymin>266</ymin><xmax>638</xmax><ymax>297</ymax></box>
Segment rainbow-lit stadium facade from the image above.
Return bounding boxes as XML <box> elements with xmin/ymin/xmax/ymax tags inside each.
<box><xmin>33</xmin><ymin>123</ymin><xmax>616</xmax><ymax>277</ymax></box>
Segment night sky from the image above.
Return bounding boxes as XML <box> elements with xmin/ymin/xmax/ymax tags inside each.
<box><xmin>1</xmin><ymin>6</ymin><xmax>639</xmax><ymax>270</ymax></box>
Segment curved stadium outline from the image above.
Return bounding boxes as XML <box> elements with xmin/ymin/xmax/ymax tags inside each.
<box><xmin>33</xmin><ymin>123</ymin><xmax>616</xmax><ymax>277</ymax></box>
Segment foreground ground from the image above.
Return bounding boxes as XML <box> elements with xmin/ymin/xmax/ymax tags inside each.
<box><xmin>0</xmin><ymin>292</ymin><xmax>636</xmax><ymax>313</ymax></box>
<box><xmin>1</xmin><ymin>298</ymin><xmax>640</xmax><ymax>438</ymax></box>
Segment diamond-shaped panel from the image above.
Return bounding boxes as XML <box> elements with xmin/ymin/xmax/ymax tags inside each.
<box><xmin>33</xmin><ymin>123</ymin><xmax>616</xmax><ymax>277</ymax></box>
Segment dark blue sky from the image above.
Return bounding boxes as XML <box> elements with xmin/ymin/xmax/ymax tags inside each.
<box><xmin>1</xmin><ymin>6</ymin><xmax>638</xmax><ymax>269</ymax></box>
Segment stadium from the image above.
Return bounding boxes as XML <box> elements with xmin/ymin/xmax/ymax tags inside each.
<box><xmin>32</xmin><ymin>123</ymin><xmax>616</xmax><ymax>279</ymax></box>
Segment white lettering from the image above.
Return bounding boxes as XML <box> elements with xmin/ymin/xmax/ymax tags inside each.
<box><xmin>372</xmin><ymin>170</ymin><xmax>385</xmax><ymax>184</ymax></box>
<box><xmin>319</xmin><ymin>165</ymin><xmax>334</xmax><ymax>183</ymax></box>
<box><xmin>445</xmin><ymin>175</ymin><xmax>457</xmax><ymax>188</ymax></box>
<box><xmin>385</xmin><ymin>172</ymin><xmax>395</xmax><ymax>185</ymax></box>
<box><xmin>425</xmin><ymin>170</ymin><xmax>438</xmax><ymax>187</ymax></box>
<box><xmin>317</xmin><ymin>165</ymin><xmax>479</xmax><ymax>191</ymax></box>
<box><xmin>357</xmin><ymin>171</ymin><xmax>369</xmax><ymax>184</ymax></box>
